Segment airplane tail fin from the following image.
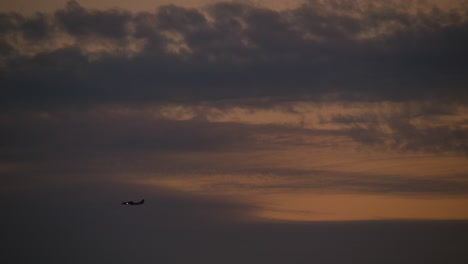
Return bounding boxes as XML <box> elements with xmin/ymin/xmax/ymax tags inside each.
<box><xmin>141</xmin><ymin>199</ymin><xmax>145</xmax><ymax>204</ymax></box>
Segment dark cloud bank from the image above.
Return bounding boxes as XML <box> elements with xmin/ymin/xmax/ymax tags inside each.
<box><xmin>1</xmin><ymin>0</ymin><xmax>468</xmax><ymax>204</ymax></box>
<box><xmin>1</xmin><ymin>0</ymin><xmax>468</xmax><ymax>108</ymax></box>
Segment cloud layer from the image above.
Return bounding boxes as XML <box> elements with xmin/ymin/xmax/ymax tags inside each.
<box><xmin>1</xmin><ymin>0</ymin><xmax>468</xmax><ymax>109</ymax></box>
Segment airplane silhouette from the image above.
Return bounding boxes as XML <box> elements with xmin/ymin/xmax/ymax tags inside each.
<box><xmin>122</xmin><ymin>199</ymin><xmax>144</xmax><ymax>205</ymax></box>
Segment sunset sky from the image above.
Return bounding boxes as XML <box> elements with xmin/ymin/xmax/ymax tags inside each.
<box><xmin>1</xmin><ymin>0</ymin><xmax>468</xmax><ymax>263</ymax></box>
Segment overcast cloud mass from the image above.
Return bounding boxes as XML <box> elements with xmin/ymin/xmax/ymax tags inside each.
<box><xmin>1</xmin><ymin>1</ymin><xmax>468</xmax><ymax>263</ymax></box>
<box><xmin>1</xmin><ymin>0</ymin><xmax>468</xmax><ymax>108</ymax></box>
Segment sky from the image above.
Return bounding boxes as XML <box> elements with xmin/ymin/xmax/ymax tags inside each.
<box><xmin>1</xmin><ymin>0</ymin><xmax>468</xmax><ymax>263</ymax></box>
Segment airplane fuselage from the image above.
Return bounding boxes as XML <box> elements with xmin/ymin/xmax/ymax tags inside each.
<box><xmin>122</xmin><ymin>199</ymin><xmax>144</xmax><ymax>205</ymax></box>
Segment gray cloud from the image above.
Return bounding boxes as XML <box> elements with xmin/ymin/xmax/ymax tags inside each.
<box><xmin>1</xmin><ymin>0</ymin><xmax>468</xmax><ymax>109</ymax></box>
<box><xmin>55</xmin><ymin>1</ymin><xmax>132</xmax><ymax>38</ymax></box>
<box><xmin>0</xmin><ymin>113</ymin><xmax>266</xmax><ymax>156</ymax></box>
<box><xmin>198</xmin><ymin>167</ymin><xmax>468</xmax><ymax>196</ymax></box>
<box><xmin>316</xmin><ymin>101</ymin><xmax>468</xmax><ymax>154</ymax></box>
<box><xmin>342</xmin><ymin>115</ymin><xmax>468</xmax><ymax>154</ymax></box>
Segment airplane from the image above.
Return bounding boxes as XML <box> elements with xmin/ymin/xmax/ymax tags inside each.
<box><xmin>122</xmin><ymin>199</ymin><xmax>145</xmax><ymax>205</ymax></box>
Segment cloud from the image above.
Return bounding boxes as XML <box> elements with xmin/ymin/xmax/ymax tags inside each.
<box><xmin>309</xmin><ymin>100</ymin><xmax>468</xmax><ymax>154</ymax></box>
<box><xmin>1</xmin><ymin>0</ymin><xmax>468</xmax><ymax>109</ymax></box>
<box><xmin>55</xmin><ymin>0</ymin><xmax>132</xmax><ymax>38</ymax></box>
<box><xmin>341</xmin><ymin>114</ymin><xmax>468</xmax><ymax>154</ymax></box>
<box><xmin>187</xmin><ymin>167</ymin><xmax>468</xmax><ymax>196</ymax></box>
<box><xmin>1</xmin><ymin>104</ymin><xmax>352</xmax><ymax>165</ymax></box>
